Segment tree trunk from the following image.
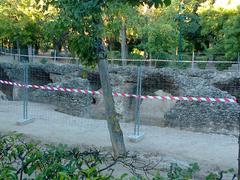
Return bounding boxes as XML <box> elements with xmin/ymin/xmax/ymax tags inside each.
<box><xmin>97</xmin><ymin>39</ymin><xmax>126</xmax><ymax>157</ymax></box>
<box><xmin>120</xmin><ymin>22</ymin><xmax>127</xmax><ymax>66</ymax></box>
<box><xmin>64</xmin><ymin>43</ymin><xmax>68</xmax><ymax>57</ymax></box>
<box><xmin>238</xmin><ymin>112</ymin><xmax>240</xmax><ymax>180</ymax></box>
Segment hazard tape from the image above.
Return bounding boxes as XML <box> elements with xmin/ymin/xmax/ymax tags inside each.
<box><xmin>0</xmin><ymin>80</ymin><xmax>238</xmax><ymax>104</ymax></box>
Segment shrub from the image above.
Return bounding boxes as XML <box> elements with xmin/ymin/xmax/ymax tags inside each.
<box><xmin>0</xmin><ymin>133</ymin><xmax>112</xmax><ymax>179</ymax></box>
<box><xmin>40</xmin><ymin>58</ymin><xmax>48</xmax><ymax>64</ymax></box>
<box><xmin>0</xmin><ymin>133</ymin><xmax>237</xmax><ymax>180</ymax></box>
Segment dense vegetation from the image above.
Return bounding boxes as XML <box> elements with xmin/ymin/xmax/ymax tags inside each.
<box><xmin>0</xmin><ymin>0</ymin><xmax>240</xmax><ymax>60</ymax></box>
<box><xmin>0</xmin><ymin>133</ymin><xmax>236</xmax><ymax>179</ymax></box>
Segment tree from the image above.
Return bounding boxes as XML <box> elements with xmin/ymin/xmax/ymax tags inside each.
<box><xmin>136</xmin><ymin>4</ymin><xmax>178</xmax><ymax>59</ymax></box>
<box><xmin>199</xmin><ymin>4</ymin><xmax>238</xmax><ymax>59</ymax></box>
<box><xmin>223</xmin><ymin>9</ymin><xmax>240</xmax><ymax>59</ymax></box>
<box><xmin>42</xmin><ymin>13</ymin><xmax>70</xmax><ymax>55</ymax></box>
<box><xmin>0</xmin><ymin>0</ymin><xmax>53</xmax><ymax>52</ymax></box>
<box><xmin>52</xmin><ymin>0</ymin><xmax>171</xmax><ymax>157</ymax></box>
<box><xmin>103</xmin><ymin>2</ymin><xmax>141</xmax><ymax>64</ymax></box>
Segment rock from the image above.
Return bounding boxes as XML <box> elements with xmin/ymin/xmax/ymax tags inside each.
<box><xmin>164</xmin><ymin>85</ymin><xmax>240</xmax><ymax>135</ymax></box>
<box><xmin>108</xmin><ymin>66</ymin><xmax>240</xmax><ymax>135</ymax></box>
<box><xmin>30</xmin><ymin>78</ymin><xmax>92</xmax><ymax>117</ymax></box>
<box><xmin>12</xmin><ymin>86</ymin><xmax>22</xmax><ymax>101</ymax></box>
<box><xmin>0</xmin><ymin>62</ymin><xmax>239</xmax><ymax>135</ymax></box>
<box><xmin>89</xmin><ymin>73</ymin><xmax>135</xmax><ymax>121</ymax></box>
<box><xmin>0</xmin><ymin>90</ymin><xmax>7</xmax><ymax>101</ymax></box>
<box><xmin>140</xmin><ymin>90</ymin><xmax>176</xmax><ymax>126</ymax></box>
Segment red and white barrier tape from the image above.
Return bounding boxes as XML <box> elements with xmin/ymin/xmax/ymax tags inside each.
<box><xmin>0</xmin><ymin>80</ymin><xmax>238</xmax><ymax>104</ymax></box>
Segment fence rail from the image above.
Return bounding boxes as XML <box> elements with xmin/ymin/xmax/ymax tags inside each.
<box><xmin>1</xmin><ymin>47</ymin><xmax>239</xmax><ymax>67</ymax></box>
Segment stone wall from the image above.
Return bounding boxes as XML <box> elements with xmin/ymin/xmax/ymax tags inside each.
<box><xmin>30</xmin><ymin>78</ymin><xmax>93</xmax><ymax>117</ymax></box>
<box><xmin>0</xmin><ymin>62</ymin><xmax>239</xmax><ymax>135</ymax></box>
<box><xmin>108</xmin><ymin>66</ymin><xmax>240</xmax><ymax>135</ymax></box>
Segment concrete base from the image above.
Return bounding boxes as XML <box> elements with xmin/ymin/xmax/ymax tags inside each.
<box><xmin>17</xmin><ymin>118</ymin><xmax>34</xmax><ymax>126</ymax></box>
<box><xmin>128</xmin><ymin>133</ymin><xmax>145</xmax><ymax>143</ymax></box>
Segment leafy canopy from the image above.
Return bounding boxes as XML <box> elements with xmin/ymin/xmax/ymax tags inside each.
<box><xmin>51</xmin><ymin>0</ymin><xmax>171</xmax><ymax>66</ymax></box>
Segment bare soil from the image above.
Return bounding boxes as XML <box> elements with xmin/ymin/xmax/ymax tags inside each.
<box><xmin>0</xmin><ymin>101</ymin><xmax>238</xmax><ymax>175</ymax></box>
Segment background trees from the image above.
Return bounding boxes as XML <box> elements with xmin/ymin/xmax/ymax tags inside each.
<box><xmin>0</xmin><ymin>0</ymin><xmax>50</xmax><ymax>51</ymax></box>
<box><xmin>1</xmin><ymin>0</ymin><xmax>239</xmax><ymax>60</ymax></box>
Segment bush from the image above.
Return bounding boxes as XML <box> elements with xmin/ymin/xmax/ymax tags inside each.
<box><xmin>0</xmin><ymin>133</ymin><xmax>237</xmax><ymax>180</ymax></box>
<box><xmin>40</xmin><ymin>58</ymin><xmax>48</xmax><ymax>64</ymax></box>
<box><xmin>0</xmin><ymin>133</ymin><xmax>112</xmax><ymax>179</ymax></box>
<box><xmin>107</xmin><ymin>50</ymin><xmax>121</xmax><ymax>59</ymax></box>
<box><xmin>215</xmin><ymin>63</ymin><xmax>232</xmax><ymax>71</ymax></box>
<box><xmin>197</xmin><ymin>62</ymin><xmax>207</xmax><ymax>69</ymax></box>
<box><xmin>169</xmin><ymin>62</ymin><xmax>191</xmax><ymax>69</ymax></box>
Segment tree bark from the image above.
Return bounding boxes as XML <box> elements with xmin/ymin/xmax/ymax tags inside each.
<box><xmin>120</xmin><ymin>22</ymin><xmax>127</xmax><ymax>66</ymax></box>
<box><xmin>97</xmin><ymin>39</ymin><xmax>126</xmax><ymax>157</ymax></box>
<box><xmin>238</xmin><ymin>111</ymin><xmax>240</xmax><ymax>180</ymax></box>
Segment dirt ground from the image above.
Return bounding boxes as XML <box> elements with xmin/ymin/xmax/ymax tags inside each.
<box><xmin>0</xmin><ymin>101</ymin><xmax>238</xmax><ymax>175</ymax></box>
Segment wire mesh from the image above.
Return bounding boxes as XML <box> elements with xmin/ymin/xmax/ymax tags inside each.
<box><xmin>0</xmin><ymin>48</ymin><xmax>239</xmax><ymax>172</ymax></box>
<box><xmin>1</xmin><ymin>47</ymin><xmax>240</xmax><ymax>72</ymax></box>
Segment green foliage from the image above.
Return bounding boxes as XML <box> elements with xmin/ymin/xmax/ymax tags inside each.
<box><xmin>199</xmin><ymin>6</ymin><xmax>240</xmax><ymax>60</ymax></box>
<box><xmin>144</xmin><ymin>23</ymin><xmax>178</xmax><ymax>57</ymax></box>
<box><xmin>205</xmin><ymin>169</ymin><xmax>236</xmax><ymax>180</ymax></box>
<box><xmin>167</xmin><ymin>163</ymin><xmax>200</xmax><ymax>179</ymax></box>
<box><xmin>222</xmin><ymin>8</ymin><xmax>240</xmax><ymax>59</ymax></box>
<box><xmin>197</xmin><ymin>62</ymin><xmax>207</xmax><ymax>69</ymax></box>
<box><xmin>51</xmin><ymin>0</ymin><xmax>172</xmax><ymax>67</ymax></box>
<box><xmin>0</xmin><ymin>133</ymin><xmax>113</xmax><ymax>179</ymax></box>
<box><xmin>215</xmin><ymin>63</ymin><xmax>232</xmax><ymax>71</ymax></box>
<box><xmin>0</xmin><ymin>133</ymin><xmax>237</xmax><ymax>180</ymax></box>
<box><xmin>40</xmin><ymin>58</ymin><xmax>48</xmax><ymax>64</ymax></box>
<box><xmin>0</xmin><ymin>0</ymin><xmax>52</xmax><ymax>48</ymax></box>
<box><xmin>1</xmin><ymin>0</ymin><xmax>239</xmax><ymax>64</ymax></box>
<box><xmin>103</xmin><ymin>1</ymin><xmax>139</xmax><ymax>40</ymax></box>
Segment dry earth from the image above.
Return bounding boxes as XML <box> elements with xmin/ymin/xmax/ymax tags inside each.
<box><xmin>0</xmin><ymin>101</ymin><xmax>238</xmax><ymax>176</ymax></box>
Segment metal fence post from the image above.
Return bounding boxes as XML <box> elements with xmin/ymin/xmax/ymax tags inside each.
<box><xmin>136</xmin><ymin>65</ymin><xmax>143</xmax><ymax>136</ymax></box>
<box><xmin>18</xmin><ymin>48</ymin><xmax>21</xmax><ymax>62</ymax></box>
<box><xmin>32</xmin><ymin>48</ymin><xmax>35</xmax><ymax>62</ymax></box>
<box><xmin>192</xmin><ymin>51</ymin><xmax>195</xmax><ymax>70</ymax></box>
<box><xmin>54</xmin><ymin>49</ymin><xmax>57</xmax><ymax>63</ymax></box>
<box><xmin>238</xmin><ymin>52</ymin><xmax>240</xmax><ymax>72</ymax></box>
<box><xmin>129</xmin><ymin>65</ymin><xmax>144</xmax><ymax>142</ymax></box>
<box><xmin>134</xmin><ymin>66</ymin><xmax>140</xmax><ymax>136</ymax></box>
<box><xmin>28</xmin><ymin>45</ymin><xmax>34</xmax><ymax>63</ymax></box>
<box><xmin>23</xmin><ymin>62</ymin><xmax>28</xmax><ymax>120</ymax></box>
<box><xmin>17</xmin><ymin>61</ymin><xmax>33</xmax><ymax>125</ymax></box>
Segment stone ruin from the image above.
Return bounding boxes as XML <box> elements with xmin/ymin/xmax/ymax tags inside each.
<box><xmin>0</xmin><ymin>62</ymin><xmax>239</xmax><ymax>135</ymax></box>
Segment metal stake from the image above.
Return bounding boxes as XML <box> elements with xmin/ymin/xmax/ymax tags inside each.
<box><xmin>17</xmin><ymin>62</ymin><xmax>33</xmax><ymax>125</ymax></box>
<box><xmin>23</xmin><ymin>63</ymin><xmax>28</xmax><ymax>120</ymax></box>
<box><xmin>18</xmin><ymin>48</ymin><xmax>21</xmax><ymax>62</ymax></box>
<box><xmin>54</xmin><ymin>49</ymin><xmax>57</xmax><ymax>63</ymax></box>
<box><xmin>129</xmin><ymin>65</ymin><xmax>144</xmax><ymax>142</ymax></box>
<box><xmin>192</xmin><ymin>51</ymin><xmax>195</xmax><ymax>70</ymax></box>
<box><xmin>134</xmin><ymin>66</ymin><xmax>141</xmax><ymax>136</ymax></box>
<box><xmin>238</xmin><ymin>52</ymin><xmax>240</xmax><ymax>72</ymax></box>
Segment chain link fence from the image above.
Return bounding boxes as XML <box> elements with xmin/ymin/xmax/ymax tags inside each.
<box><xmin>1</xmin><ymin>47</ymin><xmax>240</xmax><ymax>72</ymax></box>
<box><xmin>0</xmin><ymin>47</ymin><xmax>239</xmax><ymax>174</ymax></box>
